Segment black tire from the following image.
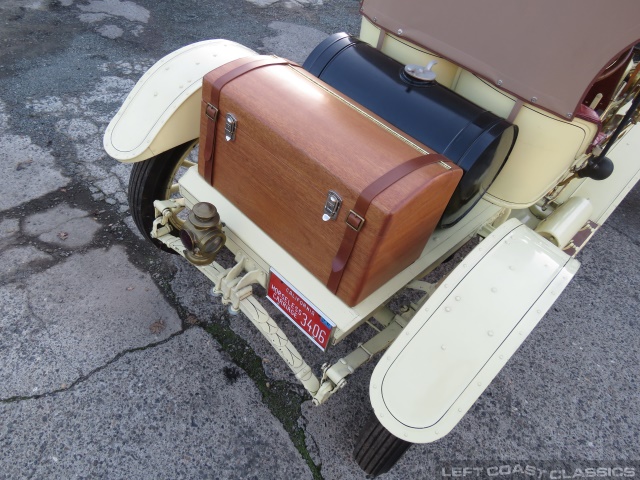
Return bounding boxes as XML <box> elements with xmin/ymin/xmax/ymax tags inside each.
<box><xmin>354</xmin><ymin>413</ymin><xmax>412</xmax><ymax>477</ymax></box>
<box><xmin>128</xmin><ymin>139</ymin><xmax>198</xmax><ymax>253</ymax></box>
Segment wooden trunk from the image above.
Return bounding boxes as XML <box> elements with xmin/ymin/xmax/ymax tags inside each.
<box><xmin>199</xmin><ymin>56</ymin><xmax>462</xmax><ymax>306</ymax></box>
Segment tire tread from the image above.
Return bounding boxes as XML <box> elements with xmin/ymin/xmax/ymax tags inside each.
<box><xmin>354</xmin><ymin>414</ymin><xmax>412</xmax><ymax>476</ymax></box>
<box><xmin>127</xmin><ymin>140</ymin><xmax>196</xmax><ymax>253</ymax></box>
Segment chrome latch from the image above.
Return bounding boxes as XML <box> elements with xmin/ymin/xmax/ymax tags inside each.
<box><xmin>225</xmin><ymin>113</ymin><xmax>237</xmax><ymax>141</ymax></box>
<box><xmin>322</xmin><ymin>190</ymin><xmax>342</xmax><ymax>221</ymax></box>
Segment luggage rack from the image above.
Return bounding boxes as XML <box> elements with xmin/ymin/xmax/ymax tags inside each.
<box><xmin>149</xmin><ymin>167</ymin><xmax>505</xmax><ymax>405</ymax></box>
<box><xmin>174</xmin><ymin>167</ymin><xmax>504</xmax><ymax>338</ymax></box>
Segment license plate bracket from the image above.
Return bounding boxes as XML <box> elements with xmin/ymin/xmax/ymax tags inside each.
<box><xmin>267</xmin><ymin>269</ymin><xmax>334</xmax><ymax>351</ymax></box>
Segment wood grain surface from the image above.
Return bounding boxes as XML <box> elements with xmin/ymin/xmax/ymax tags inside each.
<box><xmin>200</xmin><ymin>60</ymin><xmax>462</xmax><ymax>305</ymax></box>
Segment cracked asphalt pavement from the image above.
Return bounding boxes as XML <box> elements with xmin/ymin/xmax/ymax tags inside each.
<box><xmin>0</xmin><ymin>1</ymin><xmax>638</xmax><ymax>479</ymax></box>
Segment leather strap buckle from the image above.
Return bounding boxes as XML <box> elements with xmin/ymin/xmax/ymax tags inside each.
<box><xmin>346</xmin><ymin>210</ymin><xmax>365</xmax><ymax>232</ymax></box>
<box><xmin>205</xmin><ymin>103</ymin><xmax>219</xmax><ymax>121</ymax></box>
<box><xmin>327</xmin><ymin>154</ymin><xmax>448</xmax><ymax>295</ymax></box>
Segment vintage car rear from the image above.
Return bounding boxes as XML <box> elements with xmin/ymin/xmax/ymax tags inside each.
<box><xmin>104</xmin><ymin>0</ymin><xmax>640</xmax><ymax>476</ymax></box>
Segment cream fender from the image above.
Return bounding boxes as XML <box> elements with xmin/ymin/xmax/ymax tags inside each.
<box><xmin>370</xmin><ymin>218</ymin><xmax>580</xmax><ymax>443</ymax></box>
<box><xmin>104</xmin><ymin>39</ymin><xmax>257</xmax><ymax>163</ymax></box>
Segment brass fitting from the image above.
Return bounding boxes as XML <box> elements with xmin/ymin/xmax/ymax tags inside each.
<box><xmin>179</xmin><ymin>202</ymin><xmax>226</xmax><ymax>266</ymax></box>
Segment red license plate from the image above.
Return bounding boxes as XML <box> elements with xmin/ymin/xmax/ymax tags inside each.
<box><xmin>267</xmin><ymin>270</ymin><xmax>334</xmax><ymax>351</ymax></box>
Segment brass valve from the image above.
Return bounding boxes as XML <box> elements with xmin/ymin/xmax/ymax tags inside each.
<box><xmin>179</xmin><ymin>202</ymin><xmax>226</xmax><ymax>266</ymax></box>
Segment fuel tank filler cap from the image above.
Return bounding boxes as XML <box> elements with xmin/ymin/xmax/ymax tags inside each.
<box><xmin>404</xmin><ymin>60</ymin><xmax>438</xmax><ymax>82</ymax></box>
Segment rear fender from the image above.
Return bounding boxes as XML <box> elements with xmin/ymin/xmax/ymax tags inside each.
<box><xmin>370</xmin><ymin>218</ymin><xmax>580</xmax><ymax>443</ymax></box>
<box><xmin>104</xmin><ymin>40</ymin><xmax>257</xmax><ymax>163</ymax></box>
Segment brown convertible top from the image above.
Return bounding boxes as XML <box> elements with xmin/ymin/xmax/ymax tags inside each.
<box><xmin>361</xmin><ymin>0</ymin><xmax>640</xmax><ymax>118</ymax></box>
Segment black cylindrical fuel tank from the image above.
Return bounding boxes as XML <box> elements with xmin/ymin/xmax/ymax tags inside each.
<box><xmin>303</xmin><ymin>33</ymin><xmax>518</xmax><ymax>227</ymax></box>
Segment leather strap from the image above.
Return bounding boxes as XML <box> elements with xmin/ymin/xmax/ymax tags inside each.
<box><xmin>202</xmin><ymin>56</ymin><xmax>297</xmax><ymax>182</ymax></box>
<box><xmin>326</xmin><ymin>154</ymin><xmax>448</xmax><ymax>294</ymax></box>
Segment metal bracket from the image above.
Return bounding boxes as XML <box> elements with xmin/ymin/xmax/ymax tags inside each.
<box><xmin>311</xmin><ymin>311</ymin><xmax>410</xmax><ymax>405</ymax></box>
<box><xmin>406</xmin><ymin>280</ymin><xmax>437</xmax><ymax>296</ymax></box>
<box><xmin>150</xmin><ymin>198</ymin><xmax>185</xmax><ymax>238</ymax></box>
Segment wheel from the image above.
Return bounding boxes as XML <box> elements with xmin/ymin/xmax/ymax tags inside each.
<box><xmin>354</xmin><ymin>413</ymin><xmax>412</xmax><ymax>477</ymax></box>
<box><xmin>128</xmin><ymin>139</ymin><xmax>198</xmax><ymax>253</ymax></box>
